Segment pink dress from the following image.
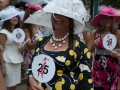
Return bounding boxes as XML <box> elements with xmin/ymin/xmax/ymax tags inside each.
<box><xmin>93</xmin><ymin>33</ymin><xmax>120</xmax><ymax>90</ymax></box>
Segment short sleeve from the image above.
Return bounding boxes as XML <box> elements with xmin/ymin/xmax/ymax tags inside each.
<box><xmin>0</xmin><ymin>29</ymin><xmax>8</xmax><ymax>35</ymax></box>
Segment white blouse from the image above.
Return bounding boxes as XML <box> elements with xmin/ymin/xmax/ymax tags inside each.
<box><xmin>0</xmin><ymin>29</ymin><xmax>23</xmax><ymax>63</ymax></box>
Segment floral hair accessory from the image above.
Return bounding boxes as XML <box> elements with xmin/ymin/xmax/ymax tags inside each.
<box><xmin>25</xmin><ymin>3</ymin><xmax>43</xmax><ymax>11</ymax></box>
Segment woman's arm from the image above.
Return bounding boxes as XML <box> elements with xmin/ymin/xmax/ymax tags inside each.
<box><xmin>110</xmin><ymin>30</ymin><xmax>120</xmax><ymax>58</ymax></box>
<box><xmin>117</xmin><ymin>30</ymin><xmax>120</xmax><ymax>54</ymax></box>
<box><xmin>88</xmin><ymin>30</ymin><xmax>100</xmax><ymax>53</ymax></box>
<box><xmin>82</xmin><ymin>28</ymin><xmax>88</xmax><ymax>45</ymax></box>
<box><xmin>26</xmin><ymin>38</ymin><xmax>44</xmax><ymax>90</ymax></box>
<box><xmin>0</xmin><ymin>70</ymin><xmax>7</xmax><ymax>90</ymax></box>
<box><xmin>24</xmin><ymin>29</ymin><xmax>38</xmax><ymax>51</ymax></box>
<box><xmin>0</xmin><ymin>34</ymin><xmax>7</xmax><ymax>77</ymax></box>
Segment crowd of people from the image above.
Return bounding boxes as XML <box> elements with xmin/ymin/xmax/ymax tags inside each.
<box><xmin>0</xmin><ymin>0</ymin><xmax>120</xmax><ymax>90</ymax></box>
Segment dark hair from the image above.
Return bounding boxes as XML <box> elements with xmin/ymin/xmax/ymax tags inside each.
<box><xmin>118</xmin><ymin>24</ymin><xmax>120</xmax><ymax>30</ymax></box>
<box><xmin>69</xmin><ymin>18</ymin><xmax>75</xmax><ymax>34</ymax></box>
<box><xmin>1</xmin><ymin>16</ymin><xmax>20</xmax><ymax>32</ymax></box>
<box><xmin>10</xmin><ymin>0</ymin><xmax>14</xmax><ymax>5</ymax></box>
<box><xmin>15</xmin><ymin>1</ymin><xmax>27</xmax><ymax>10</ymax></box>
<box><xmin>22</xmin><ymin>8</ymin><xmax>36</xmax><ymax>39</ymax></box>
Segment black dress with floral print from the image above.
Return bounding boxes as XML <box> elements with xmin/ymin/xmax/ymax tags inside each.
<box><xmin>26</xmin><ymin>36</ymin><xmax>94</xmax><ymax>90</ymax></box>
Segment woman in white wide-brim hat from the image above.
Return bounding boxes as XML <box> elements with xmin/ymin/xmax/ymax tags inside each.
<box><xmin>0</xmin><ymin>6</ymin><xmax>24</xmax><ymax>90</ymax></box>
<box><xmin>25</xmin><ymin>0</ymin><xmax>93</xmax><ymax>90</ymax></box>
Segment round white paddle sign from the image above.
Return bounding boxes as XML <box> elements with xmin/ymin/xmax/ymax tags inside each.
<box><xmin>32</xmin><ymin>54</ymin><xmax>55</xmax><ymax>83</ymax></box>
<box><xmin>12</xmin><ymin>28</ymin><xmax>25</xmax><ymax>43</ymax></box>
<box><xmin>103</xmin><ymin>34</ymin><xmax>117</xmax><ymax>50</ymax></box>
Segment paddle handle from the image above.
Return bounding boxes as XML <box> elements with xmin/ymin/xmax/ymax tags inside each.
<box><xmin>23</xmin><ymin>38</ymin><xmax>30</xmax><ymax>45</ymax></box>
<box><xmin>38</xmin><ymin>82</ymin><xmax>42</xmax><ymax>87</ymax></box>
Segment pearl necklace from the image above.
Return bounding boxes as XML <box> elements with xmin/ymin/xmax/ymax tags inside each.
<box><xmin>50</xmin><ymin>32</ymin><xmax>69</xmax><ymax>50</ymax></box>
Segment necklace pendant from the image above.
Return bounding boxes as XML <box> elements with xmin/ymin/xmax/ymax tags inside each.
<box><xmin>50</xmin><ymin>39</ymin><xmax>53</xmax><ymax>43</ymax></box>
<box><xmin>55</xmin><ymin>46</ymin><xmax>57</xmax><ymax>49</ymax></box>
<box><xmin>53</xmin><ymin>44</ymin><xmax>55</xmax><ymax>47</ymax></box>
<box><xmin>58</xmin><ymin>39</ymin><xmax>62</xmax><ymax>41</ymax></box>
<box><xmin>63</xmin><ymin>40</ymin><xmax>66</xmax><ymax>43</ymax></box>
<box><xmin>59</xmin><ymin>44</ymin><xmax>62</xmax><ymax>47</ymax></box>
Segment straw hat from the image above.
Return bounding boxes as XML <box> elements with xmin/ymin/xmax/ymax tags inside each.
<box><xmin>24</xmin><ymin>0</ymin><xmax>90</xmax><ymax>34</ymax></box>
<box><xmin>0</xmin><ymin>6</ymin><xmax>23</xmax><ymax>23</ymax></box>
<box><xmin>93</xmin><ymin>5</ymin><xmax>120</xmax><ymax>27</ymax></box>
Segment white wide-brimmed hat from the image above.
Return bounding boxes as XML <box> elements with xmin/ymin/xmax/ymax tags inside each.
<box><xmin>0</xmin><ymin>6</ymin><xmax>23</xmax><ymax>23</ymax></box>
<box><xmin>24</xmin><ymin>0</ymin><xmax>90</xmax><ymax>34</ymax></box>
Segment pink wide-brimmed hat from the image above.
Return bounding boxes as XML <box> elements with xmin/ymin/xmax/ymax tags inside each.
<box><xmin>93</xmin><ymin>5</ymin><xmax>120</xmax><ymax>27</ymax></box>
<box><xmin>25</xmin><ymin>3</ymin><xmax>43</xmax><ymax>11</ymax></box>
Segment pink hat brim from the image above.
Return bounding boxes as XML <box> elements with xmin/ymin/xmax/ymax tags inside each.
<box><xmin>93</xmin><ymin>14</ymin><xmax>119</xmax><ymax>27</ymax></box>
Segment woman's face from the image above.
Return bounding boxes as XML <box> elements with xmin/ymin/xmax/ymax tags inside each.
<box><xmin>104</xmin><ymin>16</ymin><xmax>114</xmax><ymax>27</ymax></box>
<box><xmin>10</xmin><ymin>16</ymin><xmax>19</xmax><ymax>25</ymax></box>
<box><xmin>51</xmin><ymin>14</ymin><xmax>70</xmax><ymax>29</ymax></box>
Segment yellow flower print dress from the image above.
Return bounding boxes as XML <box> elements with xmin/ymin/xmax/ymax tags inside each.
<box><xmin>26</xmin><ymin>36</ymin><xmax>94</xmax><ymax>90</ymax></box>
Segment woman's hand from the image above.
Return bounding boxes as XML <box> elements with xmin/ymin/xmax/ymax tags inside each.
<box><xmin>1</xmin><ymin>66</ymin><xmax>7</xmax><ymax>77</ymax></box>
<box><xmin>29</xmin><ymin>77</ymin><xmax>44</xmax><ymax>90</ymax></box>
<box><xmin>93</xmin><ymin>37</ymin><xmax>100</xmax><ymax>46</ymax></box>
<box><xmin>109</xmin><ymin>50</ymin><xmax>120</xmax><ymax>58</ymax></box>
<box><xmin>19</xmin><ymin>44</ymin><xmax>25</xmax><ymax>53</ymax></box>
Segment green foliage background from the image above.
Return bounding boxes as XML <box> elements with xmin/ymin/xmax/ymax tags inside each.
<box><xmin>99</xmin><ymin>0</ymin><xmax>120</xmax><ymax>8</ymax></box>
<box><xmin>81</xmin><ymin>0</ymin><xmax>120</xmax><ymax>19</ymax></box>
<box><xmin>82</xmin><ymin>0</ymin><xmax>120</xmax><ymax>9</ymax></box>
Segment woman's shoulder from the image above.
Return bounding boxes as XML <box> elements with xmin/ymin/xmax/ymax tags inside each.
<box><xmin>37</xmin><ymin>35</ymin><xmax>51</xmax><ymax>44</ymax></box>
<box><xmin>115</xmin><ymin>29</ymin><xmax>120</xmax><ymax>39</ymax></box>
<box><xmin>90</xmin><ymin>29</ymin><xmax>97</xmax><ymax>34</ymax></box>
<box><xmin>74</xmin><ymin>36</ymin><xmax>91</xmax><ymax>59</ymax></box>
<box><xmin>0</xmin><ymin>29</ymin><xmax>9</xmax><ymax>34</ymax></box>
<box><xmin>115</xmin><ymin>29</ymin><xmax>120</xmax><ymax>35</ymax></box>
<box><xmin>75</xmin><ymin>35</ymin><xmax>87</xmax><ymax>47</ymax></box>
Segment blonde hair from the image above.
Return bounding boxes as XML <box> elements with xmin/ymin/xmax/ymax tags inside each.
<box><xmin>97</xmin><ymin>15</ymin><xmax>117</xmax><ymax>34</ymax></box>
